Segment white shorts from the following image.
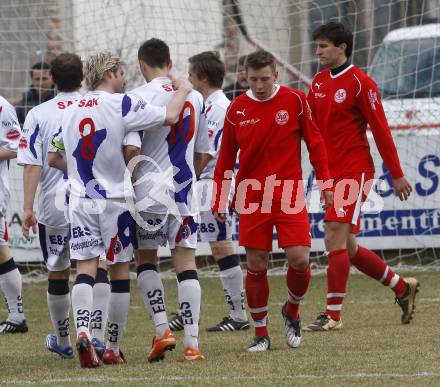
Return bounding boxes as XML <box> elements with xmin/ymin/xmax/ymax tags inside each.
<box><xmin>69</xmin><ymin>198</ymin><xmax>136</xmax><ymax>264</ymax></box>
<box><xmin>198</xmin><ymin>210</ymin><xmax>232</xmax><ymax>242</ymax></box>
<box><xmin>0</xmin><ymin>216</ymin><xmax>8</xmax><ymax>246</ymax></box>
<box><xmin>38</xmin><ymin>223</ymin><xmax>70</xmax><ymax>272</ymax></box>
<box><xmin>137</xmin><ymin>213</ymin><xmax>198</xmax><ymax>250</ymax></box>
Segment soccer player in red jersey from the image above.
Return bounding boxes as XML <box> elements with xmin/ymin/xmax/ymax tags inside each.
<box><xmin>305</xmin><ymin>22</ymin><xmax>418</xmax><ymax>332</ymax></box>
<box><xmin>212</xmin><ymin>50</ymin><xmax>333</xmax><ymax>352</ymax></box>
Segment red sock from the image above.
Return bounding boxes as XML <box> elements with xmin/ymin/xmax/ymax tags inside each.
<box><xmin>325</xmin><ymin>249</ymin><xmax>350</xmax><ymax>321</ymax></box>
<box><xmin>351</xmin><ymin>246</ymin><xmax>406</xmax><ymax>296</ymax></box>
<box><xmin>286</xmin><ymin>265</ymin><xmax>311</xmax><ymax>320</ymax></box>
<box><xmin>246</xmin><ymin>268</ymin><xmax>269</xmax><ymax>337</ymax></box>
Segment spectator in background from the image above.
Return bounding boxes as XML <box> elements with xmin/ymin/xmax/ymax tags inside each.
<box><xmin>223</xmin><ymin>55</ymin><xmax>248</xmax><ymax>100</ymax></box>
<box><xmin>15</xmin><ymin>62</ymin><xmax>55</xmax><ymax>125</ymax></box>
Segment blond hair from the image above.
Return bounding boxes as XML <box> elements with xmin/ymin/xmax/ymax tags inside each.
<box><xmin>84</xmin><ymin>52</ymin><xmax>121</xmax><ymax>90</ymax></box>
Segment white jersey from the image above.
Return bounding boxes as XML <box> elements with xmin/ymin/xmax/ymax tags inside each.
<box><xmin>18</xmin><ymin>92</ymin><xmax>81</xmax><ymax>227</ymax></box>
<box><xmin>0</xmin><ymin>96</ymin><xmax>20</xmax><ymax>216</ymax></box>
<box><xmin>52</xmin><ymin>90</ymin><xmax>166</xmax><ymax>199</ymax></box>
<box><xmin>198</xmin><ymin>89</ymin><xmax>230</xmax><ymax>180</ymax></box>
<box><xmin>127</xmin><ymin>77</ymin><xmax>209</xmax><ymax>216</ymax></box>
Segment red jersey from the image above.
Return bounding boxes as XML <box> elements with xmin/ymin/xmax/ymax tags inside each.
<box><xmin>307</xmin><ymin>65</ymin><xmax>404</xmax><ymax>179</ymax></box>
<box><xmin>212</xmin><ymin>85</ymin><xmax>330</xmax><ymax>212</ymax></box>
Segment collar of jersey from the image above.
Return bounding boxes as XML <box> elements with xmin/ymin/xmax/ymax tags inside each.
<box><xmin>330</xmin><ymin>63</ymin><xmax>354</xmax><ymax>79</ymax></box>
<box><xmin>56</xmin><ymin>91</ymin><xmax>82</xmax><ymax>98</ymax></box>
<box><xmin>150</xmin><ymin>76</ymin><xmax>172</xmax><ymax>84</ymax></box>
<box><xmin>206</xmin><ymin>89</ymin><xmax>224</xmax><ymax>104</ymax></box>
<box><xmin>87</xmin><ymin>90</ymin><xmax>110</xmax><ymax>95</ymax></box>
<box><xmin>246</xmin><ymin>84</ymin><xmax>280</xmax><ymax>102</ymax></box>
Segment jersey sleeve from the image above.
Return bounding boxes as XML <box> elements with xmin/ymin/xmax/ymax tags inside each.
<box><xmin>122</xmin><ymin>131</ymin><xmax>142</xmax><ymax>148</ymax></box>
<box><xmin>306</xmin><ymin>81</ymin><xmax>318</xmax><ymax>122</ymax></box>
<box><xmin>194</xmin><ymin>103</ymin><xmax>210</xmax><ymax>154</ymax></box>
<box><xmin>212</xmin><ymin>104</ymin><xmax>239</xmax><ymax>212</ymax></box>
<box><xmin>121</xmin><ymin>93</ymin><xmax>166</xmax><ymax>132</ymax></box>
<box><xmin>357</xmin><ymin>77</ymin><xmax>404</xmax><ymax>179</ymax></box>
<box><xmin>204</xmin><ymin>104</ymin><xmax>226</xmax><ymax>158</ymax></box>
<box><xmin>0</xmin><ymin>100</ymin><xmax>21</xmax><ymax>153</ymax></box>
<box><xmin>298</xmin><ymin>92</ymin><xmax>331</xmax><ymax>182</ymax></box>
<box><xmin>17</xmin><ymin>110</ymin><xmax>43</xmax><ymax>166</ymax></box>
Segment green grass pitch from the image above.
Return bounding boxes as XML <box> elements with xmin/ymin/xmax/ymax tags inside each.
<box><xmin>0</xmin><ymin>271</ymin><xmax>438</xmax><ymax>386</ymax></box>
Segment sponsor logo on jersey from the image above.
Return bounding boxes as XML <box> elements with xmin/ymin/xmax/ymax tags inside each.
<box><xmin>334</xmin><ymin>89</ymin><xmax>347</xmax><ymax>103</ymax></box>
<box><xmin>368</xmin><ymin>89</ymin><xmax>378</xmax><ymax>111</ymax></box>
<box><xmin>275</xmin><ymin>110</ymin><xmax>289</xmax><ymax>125</ymax></box>
<box><xmin>314</xmin><ymin>82</ymin><xmax>323</xmax><ymax>90</ymax></box>
<box><xmin>236</xmin><ymin>108</ymin><xmax>246</xmax><ymax>117</ymax></box>
<box><xmin>3</xmin><ymin>120</ymin><xmax>17</xmax><ymax>128</ymax></box>
<box><xmin>6</xmin><ymin>128</ymin><xmax>20</xmax><ymax>140</ymax></box>
<box><xmin>239</xmin><ymin>118</ymin><xmax>261</xmax><ymax>127</ymax></box>
<box><xmin>19</xmin><ymin>137</ymin><xmax>28</xmax><ymax>149</ymax></box>
<box><xmin>133</xmin><ymin>99</ymin><xmax>146</xmax><ymax>112</ymax></box>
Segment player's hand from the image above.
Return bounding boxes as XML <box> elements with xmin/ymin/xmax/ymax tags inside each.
<box><xmin>392</xmin><ymin>176</ymin><xmax>412</xmax><ymax>201</ymax></box>
<box><xmin>213</xmin><ymin>211</ymin><xmax>227</xmax><ymax>223</ymax></box>
<box><xmin>320</xmin><ymin>189</ymin><xmax>333</xmax><ymax>210</ymax></box>
<box><xmin>172</xmin><ymin>76</ymin><xmax>193</xmax><ymax>92</ymax></box>
<box><xmin>22</xmin><ymin>209</ymin><xmax>37</xmax><ymax>241</ymax></box>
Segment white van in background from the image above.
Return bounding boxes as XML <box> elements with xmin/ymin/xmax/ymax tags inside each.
<box><xmin>369</xmin><ymin>23</ymin><xmax>440</xmax><ymax>130</ymax></box>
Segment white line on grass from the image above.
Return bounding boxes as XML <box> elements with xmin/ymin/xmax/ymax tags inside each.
<box><xmin>3</xmin><ymin>372</ymin><xmax>440</xmax><ymax>384</ymax></box>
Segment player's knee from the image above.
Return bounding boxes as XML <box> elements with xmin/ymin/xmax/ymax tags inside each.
<box><xmin>135</xmin><ymin>249</ymin><xmax>158</xmax><ymax>267</ymax></box>
<box><xmin>210</xmin><ymin>240</ymin><xmax>234</xmax><ymax>260</ymax></box>
<box><xmin>0</xmin><ymin>245</ymin><xmax>11</xmax><ymax>263</ymax></box>
<box><xmin>286</xmin><ymin>247</ymin><xmax>309</xmax><ymax>271</ymax></box>
<box><xmin>246</xmin><ymin>249</ymin><xmax>269</xmax><ymax>270</ymax></box>
<box><xmin>48</xmin><ymin>268</ymin><xmax>70</xmax><ymax>280</ymax></box>
<box><xmin>324</xmin><ymin>222</ymin><xmax>348</xmax><ymax>251</ymax></box>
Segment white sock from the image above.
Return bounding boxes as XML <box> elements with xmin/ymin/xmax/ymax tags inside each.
<box><xmin>219</xmin><ymin>265</ymin><xmax>247</xmax><ymax>322</ymax></box>
<box><xmin>72</xmin><ymin>280</ymin><xmax>94</xmax><ymax>338</ymax></box>
<box><xmin>178</xmin><ymin>276</ymin><xmax>201</xmax><ymax>349</ymax></box>
<box><xmin>91</xmin><ymin>282</ymin><xmax>110</xmax><ymax>342</ymax></box>
<box><xmin>0</xmin><ymin>261</ymin><xmax>25</xmax><ymax>323</ymax></box>
<box><xmin>47</xmin><ymin>292</ymin><xmax>71</xmax><ymax>348</ymax></box>
<box><xmin>137</xmin><ymin>268</ymin><xmax>168</xmax><ymax>337</ymax></box>
<box><xmin>106</xmin><ymin>282</ymin><xmax>130</xmax><ymax>355</ymax></box>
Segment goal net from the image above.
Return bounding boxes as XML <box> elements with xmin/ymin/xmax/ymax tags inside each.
<box><xmin>1</xmin><ymin>0</ymin><xmax>439</xmax><ymax>278</ymax></box>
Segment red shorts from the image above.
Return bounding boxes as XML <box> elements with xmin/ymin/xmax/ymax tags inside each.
<box><xmin>324</xmin><ymin>172</ymin><xmax>374</xmax><ymax>234</ymax></box>
<box><xmin>238</xmin><ymin>203</ymin><xmax>311</xmax><ymax>251</ymax></box>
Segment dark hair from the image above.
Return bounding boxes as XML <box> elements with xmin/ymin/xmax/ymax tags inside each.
<box><xmin>50</xmin><ymin>53</ymin><xmax>83</xmax><ymax>91</ymax></box>
<box><xmin>188</xmin><ymin>51</ymin><xmax>225</xmax><ymax>89</ymax></box>
<box><xmin>138</xmin><ymin>38</ymin><xmax>171</xmax><ymax>68</ymax></box>
<box><xmin>312</xmin><ymin>22</ymin><xmax>353</xmax><ymax>58</ymax></box>
<box><xmin>30</xmin><ymin>61</ymin><xmax>51</xmax><ymax>77</ymax></box>
<box><xmin>238</xmin><ymin>54</ymin><xmax>247</xmax><ymax>67</ymax></box>
<box><xmin>245</xmin><ymin>50</ymin><xmax>276</xmax><ymax>72</ymax></box>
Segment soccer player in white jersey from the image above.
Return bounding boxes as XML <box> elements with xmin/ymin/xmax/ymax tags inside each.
<box><xmin>128</xmin><ymin>38</ymin><xmax>209</xmax><ymax>362</ymax></box>
<box><xmin>180</xmin><ymin>51</ymin><xmax>249</xmax><ymax>332</ymax></box>
<box><xmin>19</xmin><ymin>53</ymin><xmax>110</xmax><ymax>359</ymax></box>
<box><xmin>48</xmin><ymin>51</ymin><xmax>192</xmax><ymax>368</ymax></box>
<box><xmin>18</xmin><ymin>53</ymin><xmax>82</xmax><ymax>357</ymax></box>
<box><xmin>0</xmin><ymin>96</ymin><xmax>27</xmax><ymax>334</ymax></box>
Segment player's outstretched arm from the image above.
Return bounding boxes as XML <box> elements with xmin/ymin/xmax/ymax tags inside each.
<box><xmin>164</xmin><ymin>77</ymin><xmax>193</xmax><ymax>125</ymax></box>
